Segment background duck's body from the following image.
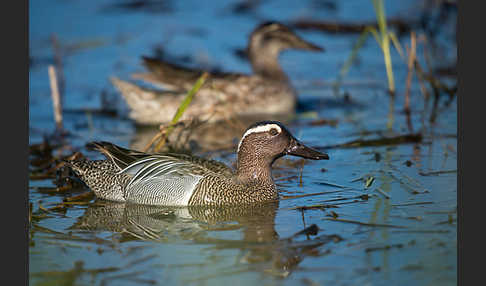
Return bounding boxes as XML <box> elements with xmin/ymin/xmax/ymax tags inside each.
<box><xmin>111</xmin><ymin>74</ymin><xmax>296</xmax><ymax>125</ymax></box>
<box><xmin>111</xmin><ymin>22</ymin><xmax>323</xmax><ymax>125</ymax></box>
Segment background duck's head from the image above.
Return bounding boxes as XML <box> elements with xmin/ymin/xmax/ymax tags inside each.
<box><xmin>236</xmin><ymin>121</ymin><xmax>329</xmax><ymax>181</ymax></box>
<box><xmin>248</xmin><ymin>22</ymin><xmax>324</xmax><ymax>80</ymax></box>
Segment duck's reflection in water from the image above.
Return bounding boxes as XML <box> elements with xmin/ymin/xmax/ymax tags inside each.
<box><xmin>70</xmin><ymin>200</ymin><xmax>342</xmax><ymax>278</ymax></box>
<box><xmin>129</xmin><ymin>114</ymin><xmax>292</xmax><ymax>153</ymax></box>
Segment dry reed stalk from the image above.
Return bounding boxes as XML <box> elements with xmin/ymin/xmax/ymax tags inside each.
<box><xmin>143</xmin><ymin>130</ymin><xmax>164</xmax><ymax>152</ymax></box>
<box><xmin>414</xmin><ymin>35</ymin><xmax>431</xmax><ymax>131</ymax></box>
<box><xmin>48</xmin><ymin>65</ymin><xmax>63</xmax><ymax>131</ymax></box>
<box><xmin>51</xmin><ymin>34</ymin><xmax>65</xmax><ymax>104</ymax></box>
<box><xmin>415</xmin><ymin>34</ymin><xmax>431</xmax><ymax>103</ymax></box>
<box><xmin>404</xmin><ymin>31</ymin><xmax>416</xmax><ymax>132</ymax></box>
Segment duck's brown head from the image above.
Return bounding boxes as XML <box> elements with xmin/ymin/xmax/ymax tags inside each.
<box><xmin>247</xmin><ymin>22</ymin><xmax>323</xmax><ymax>80</ymax></box>
<box><xmin>236</xmin><ymin>121</ymin><xmax>329</xmax><ymax>181</ymax></box>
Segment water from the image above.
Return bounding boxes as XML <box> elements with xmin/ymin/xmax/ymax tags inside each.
<box><xmin>29</xmin><ymin>0</ymin><xmax>457</xmax><ymax>285</ymax></box>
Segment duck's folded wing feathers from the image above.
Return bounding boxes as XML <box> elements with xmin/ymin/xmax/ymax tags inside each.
<box><xmin>133</xmin><ymin>56</ymin><xmax>243</xmax><ymax>91</ymax></box>
<box><xmin>119</xmin><ymin>155</ymin><xmax>208</xmax><ymax>206</ymax></box>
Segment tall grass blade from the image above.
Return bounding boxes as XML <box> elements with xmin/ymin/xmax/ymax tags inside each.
<box><xmin>335</xmin><ymin>0</ymin><xmax>400</xmax><ymax>97</ymax></box>
<box><xmin>153</xmin><ymin>72</ymin><xmax>209</xmax><ymax>151</ymax></box>
<box><xmin>372</xmin><ymin>0</ymin><xmax>395</xmax><ymax>95</ymax></box>
<box><xmin>333</xmin><ymin>27</ymin><xmax>372</xmax><ymax>95</ymax></box>
<box><xmin>388</xmin><ymin>31</ymin><xmax>405</xmax><ymax>60</ymax></box>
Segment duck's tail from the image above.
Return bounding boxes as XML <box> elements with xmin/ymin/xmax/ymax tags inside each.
<box><xmin>64</xmin><ymin>158</ymin><xmax>128</xmax><ymax>202</ymax></box>
<box><xmin>110</xmin><ymin>76</ymin><xmax>179</xmax><ymax>125</ymax></box>
<box><xmin>86</xmin><ymin>141</ymin><xmax>148</xmax><ymax>170</ymax></box>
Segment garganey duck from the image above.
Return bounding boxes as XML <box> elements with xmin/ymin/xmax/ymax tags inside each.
<box><xmin>111</xmin><ymin>22</ymin><xmax>323</xmax><ymax>125</ymax></box>
<box><xmin>67</xmin><ymin>121</ymin><xmax>329</xmax><ymax>206</ymax></box>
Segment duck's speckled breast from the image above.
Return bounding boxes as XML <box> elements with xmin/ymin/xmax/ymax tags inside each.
<box><xmin>188</xmin><ymin>173</ymin><xmax>278</xmax><ymax>206</ymax></box>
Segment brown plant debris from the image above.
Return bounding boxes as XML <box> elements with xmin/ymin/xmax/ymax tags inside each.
<box><xmin>319</xmin><ymin>133</ymin><xmax>422</xmax><ymax>149</ymax></box>
<box><xmin>365</xmin><ymin>243</ymin><xmax>404</xmax><ymax>252</ymax></box>
<box><xmin>292</xmin><ymin>18</ymin><xmax>413</xmax><ymax>35</ymax></box>
<box><xmin>323</xmin><ymin>218</ymin><xmax>407</xmax><ymax>228</ymax></box>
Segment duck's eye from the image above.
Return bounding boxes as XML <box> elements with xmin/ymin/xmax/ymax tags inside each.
<box><xmin>269</xmin><ymin>128</ymin><xmax>279</xmax><ymax>136</ymax></box>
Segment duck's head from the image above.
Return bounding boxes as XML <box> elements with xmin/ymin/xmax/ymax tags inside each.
<box><xmin>249</xmin><ymin>22</ymin><xmax>323</xmax><ymax>54</ymax></box>
<box><xmin>247</xmin><ymin>22</ymin><xmax>323</xmax><ymax>79</ymax></box>
<box><xmin>237</xmin><ymin>121</ymin><xmax>329</xmax><ymax>176</ymax></box>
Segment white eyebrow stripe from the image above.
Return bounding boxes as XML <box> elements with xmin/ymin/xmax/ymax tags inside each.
<box><xmin>237</xmin><ymin>124</ymin><xmax>282</xmax><ymax>153</ymax></box>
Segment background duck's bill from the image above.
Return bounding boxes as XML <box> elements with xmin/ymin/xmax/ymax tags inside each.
<box><xmin>288</xmin><ymin>34</ymin><xmax>324</xmax><ymax>52</ymax></box>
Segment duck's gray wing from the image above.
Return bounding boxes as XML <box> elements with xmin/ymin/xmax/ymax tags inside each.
<box><xmin>118</xmin><ymin>155</ymin><xmax>222</xmax><ymax>206</ymax></box>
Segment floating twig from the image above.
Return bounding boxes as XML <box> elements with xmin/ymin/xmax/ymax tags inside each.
<box><xmin>317</xmin><ymin>181</ymin><xmax>350</xmax><ymax>189</ymax></box>
<box><xmin>63</xmin><ymin>191</ymin><xmax>94</xmax><ymax>202</ymax></box>
<box><xmin>349</xmin><ymin>176</ymin><xmax>364</xmax><ymax>183</ymax></box>
<box><xmin>418</xmin><ymin>169</ymin><xmax>456</xmax><ymax>176</ymax></box>
<box><xmin>33</xmin><ymin>185</ymin><xmax>73</xmax><ymax>194</ymax></box>
<box><xmin>392</xmin><ymin>230</ymin><xmax>450</xmax><ymax>234</ymax></box>
<box><xmin>391</xmin><ymin>201</ymin><xmax>434</xmax><ymax>207</ymax></box>
<box><xmin>323</xmin><ymin>218</ymin><xmax>407</xmax><ymax>228</ymax></box>
<box><xmin>365</xmin><ymin>243</ymin><xmax>404</xmax><ymax>252</ymax></box>
<box><xmin>435</xmin><ymin>217</ymin><xmax>456</xmax><ymax>225</ymax></box>
<box><xmin>385</xmin><ymin>170</ymin><xmax>424</xmax><ymax>194</ymax></box>
<box><xmin>280</xmin><ymin>190</ymin><xmax>347</xmax><ymax>200</ymax></box>
<box><xmin>319</xmin><ymin>133</ymin><xmax>422</xmax><ymax>149</ymax></box>
<box><xmin>288</xmin><ymin>204</ymin><xmax>339</xmax><ymax>211</ymax></box>
<box><xmin>29</xmin><ymin>173</ymin><xmax>56</xmax><ymax>180</ymax></box>
<box><xmin>387</xmin><ymin>163</ymin><xmax>424</xmax><ymax>188</ymax></box>
<box><xmin>375</xmin><ymin>187</ymin><xmax>391</xmax><ymax>199</ymax></box>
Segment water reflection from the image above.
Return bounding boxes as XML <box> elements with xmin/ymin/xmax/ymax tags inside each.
<box><xmin>70</xmin><ymin>200</ymin><xmax>342</xmax><ymax>278</ymax></box>
<box><xmin>129</xmin><ymin>114</ymin><xmax>292</xmax><ymax>152</ymax></box>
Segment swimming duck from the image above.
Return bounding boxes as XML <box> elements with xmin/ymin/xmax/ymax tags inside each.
<box><xmin>111</xmin><ymin>22</ymin><xmax>323</xmax><ymax>125</ymax></box>
<box><xmin>67</xmin><ymin>121</ymin><xmax>329</xmax><ymax>206</ymax></box>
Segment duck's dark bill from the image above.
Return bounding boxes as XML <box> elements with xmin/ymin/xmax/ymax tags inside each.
<box><xmin>286</xmin><ymin>139</ymin><xmax>329</xmax><ymax>160</ymax></box>
<box><xmin>292</xmin><ymin>36</ymin><xmax>324</xmax><ymax>52</ymax></box>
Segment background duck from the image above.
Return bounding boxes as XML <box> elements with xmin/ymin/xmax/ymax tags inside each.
<box><xmin>67</xmin><ymin>121</ymin><xmax>329</xmax><ymax>206</ymax></box>
<box><xmin>111</xmin><ymin>22</ymin><xmax>323</xmax><ymax>125</ymax></box>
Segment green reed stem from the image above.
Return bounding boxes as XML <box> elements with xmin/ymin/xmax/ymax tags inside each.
<box><xmin>154</xmin><ymin>72</ymin><xmax>209</xmax><ymax>152</ymax></box>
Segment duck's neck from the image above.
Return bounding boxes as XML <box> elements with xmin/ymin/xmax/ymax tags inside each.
<box><xmin>236</xmin><ymin>152</ymin><xmax>275</xmax><ymax>186</ymax></box>
<box><xmin>248</xmin><ymin>39</ymin><xmax>288</xmax><ymax>82</ymax></box>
